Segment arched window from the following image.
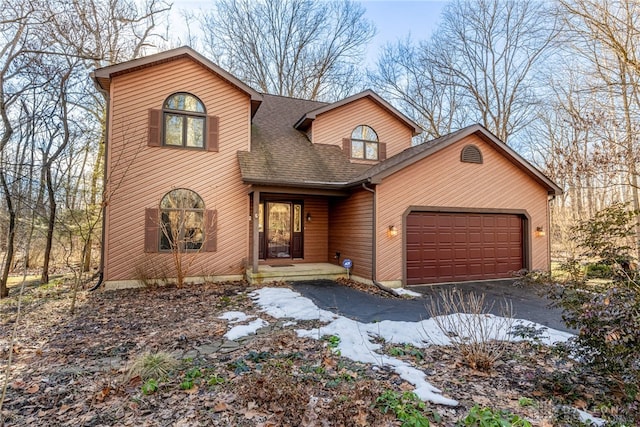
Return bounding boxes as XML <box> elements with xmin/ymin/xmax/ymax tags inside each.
<box><xmin>460</xmin><ymin>144</ymin><xmax>483</xmax><ymax>164</ymax></box>
<box><xmin>163</xmin><ymin>93</ymin><xmax>206</xmax><ymax>148</ymax></box>
<box><xmin>159</xmin><ymin>189</ymin><xmax>205</xmax><ymax>250</ymax></box>
<box><xmin>350</xmin><ymin>125</ymin><xmax>379</xmax><ymax>160</ymax></box>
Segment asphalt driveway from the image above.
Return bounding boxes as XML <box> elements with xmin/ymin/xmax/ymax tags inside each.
<box><xmin>290</xmin><ymin>279</ymin><xmax>573</xmax><ymax>333</ymax></box>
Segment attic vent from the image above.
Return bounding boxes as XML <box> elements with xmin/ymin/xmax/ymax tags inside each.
<box><xmin>461</xmin><ymin>144</ymin><xmax>483</xmax><ymax>164</ymax></box>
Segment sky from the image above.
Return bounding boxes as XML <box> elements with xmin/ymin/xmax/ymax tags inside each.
<box><xmin>362</xmin><ymin>1</ymin><xmax>448</xmax><ymax>54</ymax></box>
<box><xmin>171</xmin><ymin>0</ymin><xmax>449</xmax><ymax>65</ymax></box>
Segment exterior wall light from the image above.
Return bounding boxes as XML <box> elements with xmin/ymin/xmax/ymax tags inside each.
<box><xmin>535</xmin><ymin>226</ymin><xmax>546</xmax><ymax>237</ymax></box>
<box><xmin>306</xmin><ymin>212</ymin><xmax>312</xmax><ymax>222</ymax></box>
<box><xmin>387</xmin><ymin>225</ymin><xmax>398</xmax><ymax>237</ymax></box>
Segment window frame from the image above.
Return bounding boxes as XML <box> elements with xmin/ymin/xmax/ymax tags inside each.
<box><xmin>162</xmin><ymin>93</ymin><xmax>207</xmax><ymax>150</ymax></box>
<box><xmin>159</xmin><ymin>189</ymin><xmax>205</xmax><ymax>252</ymax></box>
<box><xmin>350</xmin><ymin>125</ymin><xmax>379</xmax><ymax>160</ymax></box>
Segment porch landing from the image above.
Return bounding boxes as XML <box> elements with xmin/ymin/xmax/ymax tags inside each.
<box><xmin>246</xmin><ymin>263</ymin><xmax>347</xmax><ymax>284</ymax></box>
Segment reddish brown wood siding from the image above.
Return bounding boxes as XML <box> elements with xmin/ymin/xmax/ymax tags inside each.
<box><xmin>303</xmin><ymin>197</ymin><xmax>329</xmax><ymax>262</ymax></box>
<box><xmin>312</xmin><ymin>97</ymin><xmax>413</xmax><ymax>159</ymax></box>
<box><xmin>329</xmin><ymin>190</ymin><xmax>373</xmax><ymax>279</ymax></box>
<box><xmin>104</xmin><ymin>57</ymin><xmax>251</xmax><ymax>282</ymax></box>
<box><xmin>376</xmin><ymin>134</ymin><xmax>550</xmax><ymax>284</ymax></box>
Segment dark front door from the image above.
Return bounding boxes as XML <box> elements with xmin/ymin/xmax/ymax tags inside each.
<box><xmin>259</xmin><ymin>202</ymin><xmax>303</xmax><ymax>259</ymax></box>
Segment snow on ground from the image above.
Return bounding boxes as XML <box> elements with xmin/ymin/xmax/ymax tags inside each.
<box><xmin>223</xmin><ymin>318</ymin><xmax>268</xmax><ymax>340</ymax></box>
<box><xmin>219</xmin><ymin>287</ymin><xmax>574</xmax><ymax>406</ymax></box>
<box><xmin>218</xmin><ymin>311</ymin><xmax>254</xmax><ymax>323</ymax></box>
<box><xmin>394</xmin><ymin>288</ymin><xmax>423</xmax><ymax>298</ymax></box>
<box><xmin>575</xmin><ymin>408</ymin><xmax>606</xmax><ymax>426</ymax></box>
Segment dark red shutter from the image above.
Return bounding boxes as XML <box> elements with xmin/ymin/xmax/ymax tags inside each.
<box><xmin>207</xmin><ymin>116</ymin><xmax>219</xmax><ymax>152</ymax></box>
<box><xmin>148</xmin><ymin>109</ymin><xmax>161</xmax><ymax>147</ymax></box>
<box><xmin>379</xmin><ymin>142</ymin><xmax>387</xmax><ymax>161</ymax></box>
<box><xmin>145</xmin><ymin>208</ymin><xmax>159</xmax><ymax>252</ymax></box>
<box><xmin>342</xmin><ymin>138</ymin><xmax>351</xmax><ymax>157</ymax></box>
<box><xmin>204</xmin><ymin>209</ymin><xmax>217</xmax><ymax>252</ymax></box>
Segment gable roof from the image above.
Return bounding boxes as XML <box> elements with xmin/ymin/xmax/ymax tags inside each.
<box><xmin>91</xmin><ymin>46</ymin><xmax>263</xmax><ymax>116</ymax></box>
<box><xmin>355</xmin><ymin>124</ymin><xmax>562</xmax><ymax>196</ymax></box>
<box><xmin>238</xmin><ymin>94</ymin><xmax>370</xmax><ymax>188</ymax></box>
<box><xmin>239</xmin><ymin>100</ymin><xmax>561</xmax><ymax>196</ymax></box>
<box><xmin>293</xmin><ymin>89</ymin><xmax>423</xmax><ymax>136</ymax></box>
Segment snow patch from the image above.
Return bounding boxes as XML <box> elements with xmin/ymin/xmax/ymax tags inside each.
<box><xmin>224</xmin><ymin>318</ymin><xmax>268</xmax><ymax>340</ymax></box>
<box><xmin>575</xmin><ymin>408</ymin><xmax>606</xmax><ymax>426</ymax></box>
<box><xmin>218</xmin><ymin>311</ymin><xmax>253</xmax><ymax>323</ymax></box>
<box><xmin>251</xmin><ymin>287</ymin><xmax>574</xmax><ymax>406</ymax></box>
<box><xmin>394</xmin><ymin>288</ymin><xmax>423</xmax><ymax>298</ymax></box>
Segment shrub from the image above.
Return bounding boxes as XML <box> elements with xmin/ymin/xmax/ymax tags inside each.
<box><xmin>127</xmin><ymin>351</ymin><xmax>178</xmax><ymax>381</ymax></box>
<box><xmin>428</xmin><ymin>289</ymin><xmax>513</xmax><ymax>371</ymax></box>
<box><xmin>584</xmin><ymin>262</ymin><xmax>612</xmax><ymax>279</ymax></box>
<box><xmin>545</xmin><ymin>203</ymin><xmax>640</xmax><ymax>420</ymax></box>
<box><xmin>375</xmin><ymin>390</ymin><xmax>441</xmax><ymax>427</ymax></box>
<box><xmin>457</xmin><ymin>405</ymin><xmax>531</xmax><ymax>426</ymax></box>
<box><xmin>141</xmin><ymin>378</ymin><xmax>159</xmax><ymax>395</ymax></box>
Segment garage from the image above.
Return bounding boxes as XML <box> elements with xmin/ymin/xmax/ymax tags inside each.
<box><xmin>406</xmin><ymin>211</ymin><xmax>524</xmax><ymax>285</ymax></box>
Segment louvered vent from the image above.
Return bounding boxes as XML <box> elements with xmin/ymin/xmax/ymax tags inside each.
<box><xmin>461</xmin><ymin>145</ymin><xmax>483</xmax><ymax>164</ymax></box>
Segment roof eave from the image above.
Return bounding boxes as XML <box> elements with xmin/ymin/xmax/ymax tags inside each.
<box><xmin>365</xmin><ymin>124</ymin><xmax>562</xmax><ymax>196</ymax></box>
<box><xmin>293</xmin><ymin>89</ymin><xmax>423</xmax><ymax>135</ymax></box>
<box><xmin>92</xmin><ymin>46</ymin><xmax>264</xmax><ymax>115</ymax></box>
<box><xmin>242</xmin><ymin>177</ymin><xmax>353</xmax><ymax>190</ymax></box>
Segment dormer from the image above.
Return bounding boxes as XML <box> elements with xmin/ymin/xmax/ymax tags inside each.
<box><xmin>294</xmin><ymin>90</ymin><xmax>422</xmax><ymax>162</ymax></box>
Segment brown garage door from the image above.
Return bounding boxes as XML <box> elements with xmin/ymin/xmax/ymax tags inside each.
<box><xmin>406</xmin><ymin>212</ymin><xmax>523</xmax><ymax>285</ymax></box>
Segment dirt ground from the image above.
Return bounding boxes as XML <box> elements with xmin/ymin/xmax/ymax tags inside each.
<box><xmin>0</xmin><ymin>278</ymin><xmax>626</xmax><ymax>426</ymax></box>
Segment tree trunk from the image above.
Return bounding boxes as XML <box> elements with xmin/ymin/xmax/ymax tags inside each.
<box><xmin>0</xmin><ymin>170</ymin><xmax>16</xmax><ymax>298</ymax></box>
<box><xmin>41</xmin><ymin>166</ymin><xmax>56</xmax><ymax>284</ymax></box>
<box><xmin>83</xmin><ymin>126</ymin><xmax>105</xmax><ymax>272</ymax></box>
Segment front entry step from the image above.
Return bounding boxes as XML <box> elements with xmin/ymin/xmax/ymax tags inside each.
<box><xmin>246</xmin><ymin>263</ymin><xmax>347</xmax><ymax>284</ymax></box>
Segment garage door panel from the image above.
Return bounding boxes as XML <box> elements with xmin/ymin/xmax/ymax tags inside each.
<box><xmin>406</xmin><ymin>212</ymin><xmax>523</xmax><ymax>285</ymax></box>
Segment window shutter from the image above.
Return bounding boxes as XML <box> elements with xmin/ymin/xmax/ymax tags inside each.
<box><xmin>148</xmin><ymin>109</ymin><xmax>161</xmax><ymax>147</ymax></box>
<box><xmin>207</xmin><ymin>116</ymin><xmax>219</xmax><ymax>152</ymax></box>
<box><xmin>379</xmin><ymin>142</ymin><xmax>387</xmax><ymax>161</ymax></box>
<box><xmin>342</xmin><ymin>138</ymin><xmax>351</xmax><ymax>157</ymax></box>
<box><xmin>144</xmin><ymin>208</ymin><xmax>159</xmax><ymax>252</ymax></box>
<box><xmin>204</xmin><ymin>209</ymin><xmax>217</xmax><ymax>252</ymax></box>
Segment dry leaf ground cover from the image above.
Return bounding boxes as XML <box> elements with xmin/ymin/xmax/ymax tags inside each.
<box><xmin>0</xmin><ymin>278</ymin><xmax>618</xmax><ymax>426</ymax></box>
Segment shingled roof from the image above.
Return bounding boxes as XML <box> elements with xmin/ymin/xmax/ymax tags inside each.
<box><xmin>238</xmin><ymin>97</ymin><xmax>561</xmax><ymax>196</ymax></box>
<box><xmin>237</xmin><ymin>94</ymin><xmax>370</xmax><ymax>188</ymax></box>
<box><xmin>353</xmin><ymin>124</ymin><xmax>562</xmax><ymax>195</ymax></box>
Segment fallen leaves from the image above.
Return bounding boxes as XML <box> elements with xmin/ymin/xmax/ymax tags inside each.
<box><xmin>0</xmin><ymin>279</ymin><xmax>625</xmax><ymax>426</ymax></box>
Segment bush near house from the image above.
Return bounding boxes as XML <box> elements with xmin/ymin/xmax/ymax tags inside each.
<box><xmin>534</xmin><ymin>203</ymin><xmax>640</xmax><ymax>422</ymax></box>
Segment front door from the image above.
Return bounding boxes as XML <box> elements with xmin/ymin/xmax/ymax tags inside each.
<box><xmin>259</xmin><ymin>202</ymin><xmax>303</xmax><ymax>259</ymax></box>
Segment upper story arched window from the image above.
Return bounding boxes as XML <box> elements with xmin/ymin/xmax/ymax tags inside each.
<box><xmin>163</xmin><ymin>93</ymin><xmax>207</xmax><ymax>149</ymax></box>
<box><xmin>350</xmin><ymin>125</ymin><xmax>379</xmax><ymax>160</ymax></box>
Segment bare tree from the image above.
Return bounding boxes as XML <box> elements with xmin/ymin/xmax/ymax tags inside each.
<box><xmin>370</xmin><ymin>0</ymin><xmax>556</xmax><ymax>144</ymax></box>
<box><xmin>432</xmin><ymin>0</ymin><xmax>557</xmax><ymax>143</ymax></box>
<box><xmin>42</xmin><ymin>0</ymin><xmax>171</xmax><ymax>276</ymax></box>
<box><xmin>201</xmin><ymin>0</ymin><xmax>375</xmax><ymax>101</ymax></box>
<box><xmin>0</xmin><ymin>1</ymin><xmax>43</xmax><ymax>297</ymax></box>
<box><xmin>556</xmin><ymin>0</ymin><xmax>640</xmax><ymax>259</ymax></box>
<box><xmin>559</xmin><ymin>0</ymin><xmax>640</xmax><ymax>74</ymax></box>
<box><xmin>370</xmin><ymin>38</ymin><xmax>463</xmax><ymax>141</ymax></box>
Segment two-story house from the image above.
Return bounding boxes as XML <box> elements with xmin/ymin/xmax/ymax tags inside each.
<box><xmin>92</xmin><ymin>46</ymin><xmax>561</xmax><ymax>290</ymax></box>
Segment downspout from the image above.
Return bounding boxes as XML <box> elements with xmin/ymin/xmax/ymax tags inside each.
<box><xmin>361</xmin><ymin>183</ymin><xmax>376</xmax><ymax>282</ymax></box>
<box><xmin>89</xmin><ymin>80</ymin><xmax>110</xmax><ymax>291</ymax></box>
